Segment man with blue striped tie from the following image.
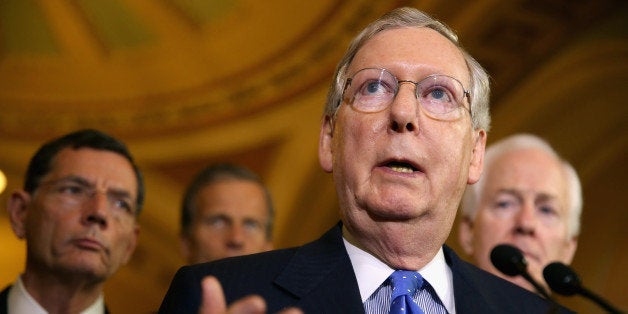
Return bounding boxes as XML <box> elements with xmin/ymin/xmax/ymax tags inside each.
<box><xmin>159</xmin><ymin>7</ymin><xmax>575</xmax><ymax>314</ymax></box>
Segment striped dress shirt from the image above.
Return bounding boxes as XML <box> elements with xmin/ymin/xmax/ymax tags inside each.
<box><xmin>364</xmin><ymin>275</ymin><xmax>448</xmax><ymax>314</ymax></box>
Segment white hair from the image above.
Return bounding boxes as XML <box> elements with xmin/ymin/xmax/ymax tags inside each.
<box><xmin>461</xmin><ymin>133</ymin><xmax>582</xmax><ymax>237</ymax></box>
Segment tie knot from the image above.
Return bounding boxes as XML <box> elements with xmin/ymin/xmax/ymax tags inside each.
<box><xmin>390</xmin><ymin>270</ymin><xmax>423</xmax><ymax>299</ymax></box>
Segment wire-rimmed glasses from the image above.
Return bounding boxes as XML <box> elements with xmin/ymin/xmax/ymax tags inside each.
<box><xmin>342</xmin><ymin>68</ymin><xmax>471</xmax><ymax>121</ymax></box>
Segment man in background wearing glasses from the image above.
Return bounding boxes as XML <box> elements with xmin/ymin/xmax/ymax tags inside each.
<box><xmin>2</xmin><ymin>129</ymin><xmax>143</xmax><ymax>314</ymax></box>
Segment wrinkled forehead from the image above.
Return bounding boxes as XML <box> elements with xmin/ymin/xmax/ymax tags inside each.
<box><xmin>48</xmin><ymin>148</ymin><xmax>138</xmax><ymax>194</ymax></box>
<box><xmin>486</xmin><ymin>149</ymin><xmax>569</xmax><ymax>200</ymax></box>
<box><xmin>348</xmin><ymin>27</ymin><xmax>470</xmax><ymax>85</ymax></box>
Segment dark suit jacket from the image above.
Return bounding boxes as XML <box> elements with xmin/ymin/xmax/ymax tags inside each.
<box><xmin>159</xmin><ymin>223</ymin><xmax>573</xmax><ymax>314</ymax></box>
<box><xmin>0</xmin><ymin>286</ymin><xmax>8</xmax><ymax>314</ymax></box>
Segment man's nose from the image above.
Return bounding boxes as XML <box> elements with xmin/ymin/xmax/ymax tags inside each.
<box><xmin>226</xmin><ymin>224</ymin><xmax>245</xmax><ymax>247</ymax></box>
<box><xmin>514</xmin><ymin>203</ymin><xmax>536</xmax><ymax>236</ymax></box>
<box><xmin>389</xmin><ymin>82</ymin><xmax>419</xmax><ymax>133</ymax></box>
<box><xmin>82</xmin><ymin>191</ymin><xmax>109</xmax><ymax>228</ymax></box>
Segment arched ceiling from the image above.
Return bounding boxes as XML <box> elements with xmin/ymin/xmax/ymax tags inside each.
<box><xmin>0</xmin><ymin>1</ymin><xmax>626</xmax><ymax>313</ymax></box>
<box><xmin>0</xmin><ymin>0</ymin><xmax>351</xmax><ymax>138</ymax></box>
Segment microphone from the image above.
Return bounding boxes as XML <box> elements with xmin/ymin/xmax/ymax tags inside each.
<box><xmin>544</xmin><ymin>262</ymin><xmax>624</xmax><ymax>314</ymax></box>
<box><xmin>491</xmin><ymin>244</ymin><xmax>559</xmax><ymax>313</ymax></box>
<box><xmin>490</xmin><ymin>244</ymin><xmax>527</xmax><ymax>276</ymax></box>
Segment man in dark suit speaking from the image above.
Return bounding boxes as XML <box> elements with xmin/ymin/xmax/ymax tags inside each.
<box><xmin>159</xmin><ymin>7</ymin><xmax>573</xmax><ymax>314</ymax></box>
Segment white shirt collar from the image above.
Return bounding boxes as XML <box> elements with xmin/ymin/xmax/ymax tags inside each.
<box><xmin>8</xmin><ymin>275</ymin><xmax>106</xmax><ymax>314</ymax></box>
<box><xmin>343</xmin><ymin>239</ymin><xmax>456</xmax><ymax>314</ymax></box>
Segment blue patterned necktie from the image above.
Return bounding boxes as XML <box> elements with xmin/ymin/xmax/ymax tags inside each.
<box><xmin>389</xmin><ymin>270</ymin><xmax>425</xmax><ymax>314</ymax></box>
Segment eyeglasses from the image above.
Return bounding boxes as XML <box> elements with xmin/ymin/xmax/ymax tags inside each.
<box><xmin>39</xmin><ymin>177</ymin><xmax>137</xmax><ymax>217</ymax></box>
<box><xmin>342</xmin><ymin>68</ymin><xmax>471</xmax><ymax>120</ymax></box>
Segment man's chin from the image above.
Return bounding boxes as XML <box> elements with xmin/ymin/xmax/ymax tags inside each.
<box><xmin>362</xmin><ymin>198</ymin><xmax>429</xmax><ymax>221</ymax></box>
<box><xmin>58</xmin><ymin>253</ymin><xmax>111</xmax><ymax>278</ymax></box>
<box><xmin>57</xmin><ymin>263</ymin><xmax>109</xmax><ymax>282</ymax></box>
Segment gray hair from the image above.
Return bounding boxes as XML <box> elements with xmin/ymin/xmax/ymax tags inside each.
<box><xmin>324</xmin><ymin>7</ymin><xmax>491</xmax><ymax>131</ymax></box>
<box><xmin>461</xmin><ymin>134</ymin><xmax>583</xmax><ymax>237</ymax></box>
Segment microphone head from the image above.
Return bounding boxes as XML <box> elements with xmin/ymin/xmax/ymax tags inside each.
<box><xmin>490</xmin><ymin>244</ymin><xmax>528</xmax><ymax>276</ymax></box>
<box><xmin>543</xmin><ymin>262</ymin><xmax>582</xmax><ymax>296</ymax></box>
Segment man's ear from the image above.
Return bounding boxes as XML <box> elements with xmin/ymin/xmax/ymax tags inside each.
<box><xmin>7</xmin><ymin>190</ymin><xmax>31</xmax><ymax>240</ymax></box>
<box><xmin>319</xmin><ymin>115</ymin><xmax>334</xmax><ymax>173</ymax></box>
<box><xmin>458</xmin><ymin>216</ymin><xmax>475</xmax><ymax>255</ymax></box>
<box><xmin>468</xmin><ymin>129</ymin><xmax>486</xmax><ymax>184</ymax></box>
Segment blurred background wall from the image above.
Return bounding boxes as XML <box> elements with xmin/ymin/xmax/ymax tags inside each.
<box><xmin>0</xmin><ymin>0</ymin><xmax>626</xmax><ymax>313</ymax></box>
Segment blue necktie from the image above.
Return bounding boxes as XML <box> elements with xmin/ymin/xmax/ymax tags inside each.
<box><xmin>389</xmin><ymin>270</ymin><xmax>424</xmax><ymax>314</ymax></box>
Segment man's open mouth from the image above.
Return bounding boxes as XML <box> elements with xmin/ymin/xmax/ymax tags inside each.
<box><xmin>384</xmin><ymin>160</ymin><xmax>420</xmax><ymax>173</ymax></box>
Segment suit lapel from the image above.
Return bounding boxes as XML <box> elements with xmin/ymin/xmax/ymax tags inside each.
<box><xmin>0</xmin><ymin>285</ymin><xmax>9</xmax><ymax>314</ymax></box>
<box><xmin>445</xmin><ymin>245</ymin><xmax>501</xmax><ymax>313</ymax></box>
<box><xmin>274</xmin><ymin>223</ymin><xmax>365</xmax><ymax>313</ymax></box>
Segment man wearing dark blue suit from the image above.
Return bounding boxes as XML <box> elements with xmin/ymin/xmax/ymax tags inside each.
<box><xmin>160</xmin><ymin>7</ymin><xmax>573</xmax><ymax>314</ymax></box>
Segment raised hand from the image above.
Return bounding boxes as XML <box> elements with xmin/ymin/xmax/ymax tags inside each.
<box><xmin>198</xmin><ymin>276</ymin><xmax>302</xmax><ymax>314</ymax></box>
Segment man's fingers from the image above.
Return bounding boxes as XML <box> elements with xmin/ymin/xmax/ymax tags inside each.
<box><xmin>276</xmin><ymin>307</ymin><xmax>304</xmax><ymax>314</ymax></box>
<box><xmin>199</xmin><ymin>276</ymin><xmax>227</xmax><ymax>313</ymax></box>
<box><xmin>199</xmin><ymin>276</ymin><xmax>268</xmax><ymax>314</ymax></box>
<box><xmin>227</xmin><ymin>295</ymin><xmax>266</xmax><ymax>314</ymax></box>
